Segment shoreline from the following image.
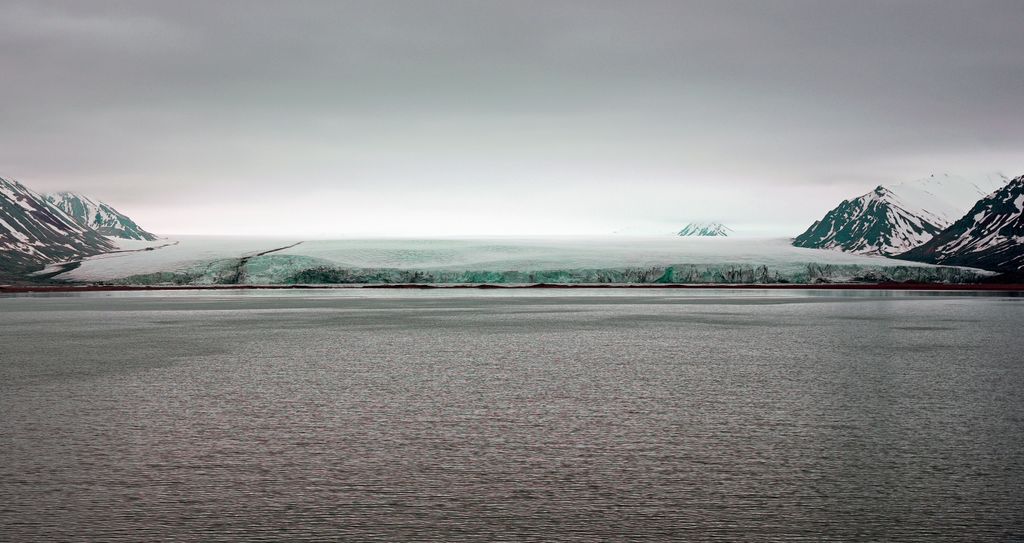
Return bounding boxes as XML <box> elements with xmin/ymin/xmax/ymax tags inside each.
<box><xmin>3</xmin><ymin>282</ymin><xmax>1024</xmax><ymax>294</ymax></box>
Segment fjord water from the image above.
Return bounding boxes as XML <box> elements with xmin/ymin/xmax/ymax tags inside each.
<box><xmin>1</xmin><ymin>290</ymin><xmax>1022</xmax><ymax>541</ymax></box>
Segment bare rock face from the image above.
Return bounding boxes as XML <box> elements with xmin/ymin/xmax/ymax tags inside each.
<box><xmin>0</xmin><ymin>178</ymin><xmax>117</xmax><ymax>274</ymax></box>
<box><xmin>794</xmin><ymin>173</ymin><xmax>1007</xmax><ymax>256</ymax></box>
<box><xmin>899</xmin><ymin>175</ymin><xmax>1024</xmax><ymax>272</ymax></box>
<box><xmin>45</xmin><ymin>192</ymin><xmax>158</xmax><ymax>241</ymax></box>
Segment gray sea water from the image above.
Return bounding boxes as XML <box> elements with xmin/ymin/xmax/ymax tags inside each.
<box><xmin>1</xmin><ymin>289</ymin><xmax>1023</xmax><ymax>541</ymax></box>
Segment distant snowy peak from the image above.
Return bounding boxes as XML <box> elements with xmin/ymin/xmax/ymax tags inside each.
<box><xmin>45</xmin><ymin>192</ymin><xmax>157</xmax><ymax>241</ymax></box>
<box><xmin>0</xmin><ymin>178</ymin><xmax>117</xmax><ymax>272</ymax></box>
<box><xmin>900</xmin><ymin>175</ymin><xmax>1024</xmax><ymax>272</ymax></box>
<box><xmin>793</xmin><ymin>173</ymin><xmax>1008</xmax><ymax>256</ymax></box>
<box><xmin>677</xmin><ymin>222</ymin><xmax>732</xmax><ymax>237</ymax></box>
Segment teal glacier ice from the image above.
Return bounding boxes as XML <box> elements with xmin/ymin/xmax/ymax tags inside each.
<box><xmin>53</xmin><ymin>236</ymin><xmax>991</xmax><ymax>285</ymax></box>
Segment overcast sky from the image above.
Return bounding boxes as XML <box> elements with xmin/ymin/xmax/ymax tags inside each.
<box><xmin>1</xmin><ymin>1</ymin><xmax>1023</xmax><ymax>236</ymax></box>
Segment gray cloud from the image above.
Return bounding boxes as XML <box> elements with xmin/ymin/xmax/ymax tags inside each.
<box><xmin>1</xmin><ymin>0</ymin><xmax>1022</xmax><ymax>235</ymax></box>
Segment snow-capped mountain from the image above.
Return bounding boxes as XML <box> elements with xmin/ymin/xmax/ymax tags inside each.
<box><xmin>0</xmin><ymin>178</ymin><xmax>117</xmax><ymax>273</ymax></box>
<box><xmin>900</xmin><ymin>175</ymin><xmax>1024</xmax><ymax>272</ymax></box>
<box><xmin>793</xmin><ymin>173</ymin><xmax>1008</xmax><ymax>256</ymax></box>
<box><xmin>677</xmin><ymin>222</ymin><xmax>732</xmax><ymax>237</ymax></box>
<box><xmin>45</xmin><ymin>192</ymin><xmax>157</xmax><ymax>241</ymax></box>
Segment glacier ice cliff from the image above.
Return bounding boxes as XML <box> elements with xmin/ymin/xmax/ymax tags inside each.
<box><xmin>100</xmin><ymin>254</ymin><xmax>987</xmax><ymax>286</ymax></box>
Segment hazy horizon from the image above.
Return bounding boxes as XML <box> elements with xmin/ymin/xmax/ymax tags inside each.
<box><xmin>2</xmin><ymin>1</ymin><xmax>1023</xmax><ymax>236</ymax></box>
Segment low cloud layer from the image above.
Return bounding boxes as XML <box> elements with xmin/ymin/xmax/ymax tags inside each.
<box><xmin>2</xmin><ymin>1</ymin><xmax>1022</xmax><ymax>235</ymax></box>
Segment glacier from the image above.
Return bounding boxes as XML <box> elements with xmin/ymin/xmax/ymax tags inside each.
<box><xmin>53</xmin><ymin>236</ymin><xmax>991</xmax><ymax>285</ymax></box>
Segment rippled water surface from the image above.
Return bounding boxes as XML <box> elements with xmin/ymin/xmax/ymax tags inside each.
<box><xmin>2</xmin><ymin>290</ymin><xmax>1023</xmax><ymax>541</ymax></box>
